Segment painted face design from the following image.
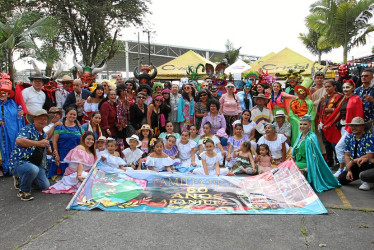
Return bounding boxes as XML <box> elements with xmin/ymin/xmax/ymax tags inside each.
<box><xmin>342</xmin><ymin>83</ymin><xmax>353</xmax><ymax>92</ymax></box>
<box><xmin>297</xmin><ymin>88</ymin><xmax>306</xmax><ymax>95</ymax></box>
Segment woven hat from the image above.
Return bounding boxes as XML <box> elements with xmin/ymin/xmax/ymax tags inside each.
<box><xmin>274</xmin><ymin>110</ymin><xmax>287</xmax><ymax>118</ymax></box>
<box><xmin>348</xmin><ymin>117</ymin><xmax>365</xmax><ymax>125</ymax></box>
<box><xmin>58</xmin><ymin>75</ymin><xmax>73</xmax><ymax>83</ymax></box>
<box><xmin>140</xmin><ymin>124</ymin><xmax>153</xmax><ymax>132</ymax></box>
<box><xmin>26</xmin><ymin>109</ymin><xmax>54</xmax><ymax>125</ymax></box>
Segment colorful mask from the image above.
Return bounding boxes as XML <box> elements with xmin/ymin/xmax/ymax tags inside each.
<box><xmin>338</xmin><ymin>64</ymin><xmax>348</xmax><ymax>78</ymax></box>
<box><xmin>73</xmin><ymin>57</ymin><xmax>107</xmax><ymax>88</ymax></box>
<box><xmin>134</xmin><ymin>63</ymin><xmax>158</xmax><ymax>85</ymax></box>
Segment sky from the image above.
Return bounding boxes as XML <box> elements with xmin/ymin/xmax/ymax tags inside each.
<box><xmin>15</xmin><ymin>0</ymin><xmax>374</xmax><ymax>71</ymax></box>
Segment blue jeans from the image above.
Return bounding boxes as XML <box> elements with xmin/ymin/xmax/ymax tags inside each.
<box><xmin>220</xmin><ymin>137</ymin><xmax>228</xmax><ymax>146</ymax></box>
<box><xmin>13</xmin><ymin>162</ymin><xmax>50</xmax><ymax>192</ymax></box>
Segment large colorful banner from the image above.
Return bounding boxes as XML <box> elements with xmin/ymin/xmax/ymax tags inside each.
<box><xmin>67</xmin><ymin>159</ymin><xmax>327</xmax><ymax>214</ymax></box>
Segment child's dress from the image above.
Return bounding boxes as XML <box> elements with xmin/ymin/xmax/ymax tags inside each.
<box><xmin>158</xmin><ymin>132</ymin><xmax>181</xmax><ymax>141</ymax></box>
<box><xmin>190</xmin><ymin>135</ymin><xmax>200</xmax><ymax>146</ymax></box>
<box><xmin>198</xmin><ymin>135</ymin><xmax>221</xmax><ymax>153</ymax></box>
<box><xmin>44</xmin><ymin>147</ymin><xmax>96</xmax><ymax>194</ymax></box>
<box><xmin>192</xmin><ymin>152</ymin><xmax>228</xmax><ymax>176</ymax></box>
<box><xmin>122</xmin><ymin>147</ymin><xmax>144</xmax><ymax>167</ymax></box>
<box><xmin>229</xmin><ymin>155</ymin><xmax>256</xmax><ymax>174</ymax></box>
<box><xmin>145</xmin><ymin>156</ymin><xmax>174</xmax><ymax>172</ymax></box>
<box><xmin>163</xmin><ymin>145</ymin><xmax>181</xmax><ymax>166</ymax></box>
<box><xmin>104</xmin><ymin>153</ymin><xmax>133</xmax><ymax>171</ymax></box>
<box><xmin>140</xmin><ymin>140</ymin><xmax>150</xmax><ymax>154</ymax></box>
<box><xmin>257</xmin><ymin>155</ymin><xmax>273</xmax><ymax>174</ymax></box>
<box><xmin>96</xmin><ymin>149</ymin><xmax>108</xmax><ymax>159</ymax></box>
<box><xmin>175</xmin><ymin>139</ymin><xmax>201</xmax><ymax>172</ymax></box>
<box><xmin>226</xmin><ymin>135</ymin><xmax>249</xmax><ymax>167</ymax></box>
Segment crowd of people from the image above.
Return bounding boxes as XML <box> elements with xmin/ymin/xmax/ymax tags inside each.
<box><xmin>0</xmin><ymin>63</ymin><xmax>373</xmax><ymax>201</ymax></box>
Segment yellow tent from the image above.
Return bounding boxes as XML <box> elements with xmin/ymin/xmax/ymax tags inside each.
<box><xmin>249</xmin><ymin>52</ymin><xmax>275</xmax><ymax>68</ymax></box>
<box><xmin>156</xmin><ymin>50</ymin><xmax>215</xmax><ymax>80</ymax></box>
<box><xmin>243</xmin><ymin>48</ymin><xmax>333</xmax><ymax>78</ymax></box>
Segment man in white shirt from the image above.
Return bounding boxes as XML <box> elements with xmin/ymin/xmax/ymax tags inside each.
<box><xmin>22</xmin><ymin>74</ymin><xmax>47</xmax><ymax>115</ymax></box>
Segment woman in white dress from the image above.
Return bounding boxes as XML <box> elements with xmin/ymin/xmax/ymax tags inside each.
<box><xmin>193</xmin><ymin>139</ymin><xmax>228</xmax><ymax>176</ymax></box>
<box><xmin>257</xmin><ymin>123</ymin><xmax>291</xmax><ymax>166</ymax></box>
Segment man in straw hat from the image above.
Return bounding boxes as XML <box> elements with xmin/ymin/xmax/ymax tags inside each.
<box><xmin>9</xmin><ymin>109</ymin><xmax>54</xmax><ymax>201</ymax></box>
<box><xmin>273</xmin><ymin>110</ymin><xmax>291</xmax><ymax>144</ymax></box>
<box><xmin>56</xmin><ymin>75</ymin><xmax>73</xmax><ymax>116</ymax></box>
<box><xmin>337</xmin><ymin>117</ymin><xmax>374</xmax><ymax>191</ymax></box>
<box><xmin>250</xmin><ymin>93</ymin><xmax>273</xmax><ymax>140</ymax></box>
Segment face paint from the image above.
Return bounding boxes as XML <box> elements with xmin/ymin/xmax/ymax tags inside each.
<box><xmin>297</xmin><ymin>88</ymin><xmax>306</xmax><ymax>95</ymax></box>
<box><xmin>342</xmin><ymin>83</ymin><xmax>353</xmax><ymax>91</ymax></box>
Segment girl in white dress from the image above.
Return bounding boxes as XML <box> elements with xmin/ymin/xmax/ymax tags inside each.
<box><xmin>193</xmin><ymin>138</ymin><xmax>229</xmax><ymax>176</ymax></box>
<box><xmin>145</xmin><ymin>139</ymin><xmax>174</xmax><ymax>173</ymax></box>
<box><xmin>176</xmin><ymin>130</ymin><xmax>200</xmax><ymax>172</ymax></box>
<box><xmin>102</xmin><ymin>138</ymin><xmax>133</xmax><ymax>171</ymax></box>
<box><xmin>197</xmin><ymin>122</ymin><xmax>226</xmax><ymax>157</ymax></box>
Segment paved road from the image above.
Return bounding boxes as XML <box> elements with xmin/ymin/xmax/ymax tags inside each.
<box><xmin>1</xmin><ymin>176</ymin><xmax>373</xmax><ymax>250</ymax></box>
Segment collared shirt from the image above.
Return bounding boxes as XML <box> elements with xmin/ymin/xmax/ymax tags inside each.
<box><xmin>22</xmin><ymin>86</ymin><xmax>46</xmax><ymax>114</ymax></box>
<box><xmin>274</xmin><ymin>121</ymin><xmax>291</xmax><ymax>138</ymax></box>
<box><xmin>354</xmin><ymin>86</ymin><xmax>374</xmax><ymax>122</ymax></box>
<box><xmin>55</xmin><ymin>88</ymin><xmax>70</xmax><ymax>109</ymax></box>
<box><xmin>75</xmin><ymin>91</ymin><xmax>83</xmax><ymax>116</ymax></box>
<box><xmin>9</xmin><ymin>124</ymin><xmax>48</xmax><ymax>170</ymax></box>
<box><xmin>344</xmin><ymin>131</ymin><xmax>374</xmax><ymax>159</ymax></box>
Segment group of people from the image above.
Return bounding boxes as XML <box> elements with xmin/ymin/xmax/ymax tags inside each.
<box><xmin>0</xmin><ymin>64</ymin><xmax>373</xmax><ymax>201</ymax></box>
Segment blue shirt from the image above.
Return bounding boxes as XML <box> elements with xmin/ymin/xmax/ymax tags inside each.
<box><xmin>9</xmin><ymin>124</ymin><xmax>48</xmax><ymax>170</ymax></box>
<box><xmin>354</xmin><ymin>86</ymin><xmax>374</xmax><ymax>122</ymax></box>
<box><xmin>344</xmin><ymin>131</ymin><xmax>374</xmax><ymax>159</ymax></box>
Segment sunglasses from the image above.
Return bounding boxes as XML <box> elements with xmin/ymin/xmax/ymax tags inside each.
<box><xmin>361</xmin><ymin>75</ymin><xmax>371</xmax><ymax>78</ymax></box>
<box><xmin>155</xmin><ymin>99</ymin><xmax>163</xmax><ymax>102</ymax></box>
<box><xmin>184</xmin><ymin>86</ymin><xmax>191</xmax><ymax>90</ymax></box>
<box><xmin>200</xmin><ymin>94</ymin><xmax>207</xmax><ymax>97</ymax></box>
<box><xmin>227</xmin><ymin>86</ymin><xmax>234</xmax><ymax>88</ymax></box>
<box><xmin>155</xmin><ymin>86</ymin><xmax>162</xmax><ymax>88</ymax></box>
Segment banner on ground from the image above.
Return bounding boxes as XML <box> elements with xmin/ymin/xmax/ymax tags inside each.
<box><xmin>67</xmin><ymin>159</ymin><xmax>327</xmax><ymax>214</ymax></box>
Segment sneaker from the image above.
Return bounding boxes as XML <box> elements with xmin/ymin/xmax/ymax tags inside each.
<box><xmin>359</xmin><ymin>182</ymin><xmax>374</xmax><ymax>191</ymax></box>
<box><xmin>13</xmin><ymin>175</ymin><xmax>20</xmax><ymax>189</ymax></box>
<box><xmin>17</xmin><ymin>191</ymin><xmax>34</xmax><ymax>201</ymax></box>
<box><xmin>334</xmin><ymin>168</ymin><xmax>344</xmax><ymax>178</ymax></box>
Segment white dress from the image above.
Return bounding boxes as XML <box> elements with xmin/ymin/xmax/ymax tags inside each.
<box><xmin>233</xmin><ymin>119</ymin><xmax>257</xmax><ymax>150</ymax></box>
<box><xmin>96</xmin><ymin>149</ymin><xmax>108</xmax><ymax>159</ymax></box>
<box><xmin>176</xmin><ymin>139</ymin><xmax>201</xmax><ymax>167</ymax></box>
<box><xmin>122</xmin><ymin>148</ymin><xmax>144</xmax><ymax>165</ymax></box>
<box><xmin>257</xmin><ymin>134</ymin><xmax>289</xmax><ymax>160</ymax></box>
<box><xmin>192</xmin><ymin>152</ymin><xmax>228</xmax><ymax>176</ymax></box>
<box><xmin>102</xmin><ymin>153</ymin><xmax>134</xmax><ymax>171</ymax></box>
<box><xmin>145</xmin><ymin>156</ymin><xmax>174</xmax><ymax>172</ymax></box>
<box><xmin>198</xmin><ymin>135</ymin><xmax>221</xmax><ymax>153</ymax></box>
<box><xmin>83</xmin><ymin>101</ymin><xmax>99</xmax><ymax>114</ymax></box>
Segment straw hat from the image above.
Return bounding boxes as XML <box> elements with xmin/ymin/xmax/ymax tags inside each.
<box><xmin>140</xmin><ymin>124</ymin><xmax>153</xmax><ymax>132</ymax></box>
<box><xmin>26</xmin><ymin>109</ymin><xmax>54</xmax><ymax>125</ymax></box>
<box><xmin>347</xmin><ymin>117</ymin><xmax>366</xmax><ymax>126</ymax></box>
<box><xmin>274</xmin><ymin>110</ymin><xmax>288</xmax><ymax>118</ymax></box>
<box><xmin>48</xmin><ymin>107</ymin><xmax>62</xmax><ymax>116</ymax></box>
<box><xmin>125</xmin><ymin>135</ymin><xmax>142</xmax><ymax>147</ymax></box>
<box><xmin>58</xmin><ymin>75</ymin><xmax>73</xmax><ymax>83</ymax></box>
<box><xmin>253</xmin><ymin>94</ymin><xmax>270</xmax><ymax>104</ymax></box>
<box><xmin>96</xmin><ymin>136</ymin><xmax>107</xmax><ymax>142</ymax></box>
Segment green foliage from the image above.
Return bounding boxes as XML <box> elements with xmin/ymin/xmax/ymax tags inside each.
<box><xmin>306</xmin><ymin>0</ymin><xmax>374</xmax><ymax>62</ymax></box>
<box><xmin>298</xmin><ymin>28</ymin><xmax>332</xmax><ymax>63</ymax></box>
<box><xmin>224</xmin><ymin>40</ymin><xmax>241</xmax><ymax>66</ymax></box>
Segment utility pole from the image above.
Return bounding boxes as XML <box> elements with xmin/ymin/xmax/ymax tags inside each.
<box><xmin>143</xmin><ymin>30</ymin><xmax>151</xmax><ymax>65</ymax></box>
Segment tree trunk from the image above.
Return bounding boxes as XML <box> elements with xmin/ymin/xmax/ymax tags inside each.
<box><xmin>318</xmin><ymin>52</ymin><xmax>321</xmax><ymax>65</ymax></box>
<box><xmin>343</xmin><ymin>45</ymin><xmax>348</xmax><ymax>63</ymax></box>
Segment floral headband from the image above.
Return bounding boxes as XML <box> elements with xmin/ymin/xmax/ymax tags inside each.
<box><xmin>203</xmin><ymin>136</ymin><xmax>212</xmax><ymax>144</ymax></box>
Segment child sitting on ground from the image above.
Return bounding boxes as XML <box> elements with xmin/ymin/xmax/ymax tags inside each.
<box><xmin>230</xmin><ymin>141</ymin><xmax>256</xmax><ymax>175</ymax></box>
<box><xmin>145</xmin><ymin>139</ymin><xmax>174</xmax><ymax>173</ymax></box>
<box><xmin>103</xmin><ymin>138</ymin><xmax>132</xmax><ymax>172</ymax></box>
<box><xmin>163</xmin><ymin>135</ymin><xmax>181</xmax><ymax>167</ymax></box>
<box><xmin>256</xmin><ymin>144</ymin><xmax>273</xmax><ymax>174</ymax></box>
<box><xmin>95</xmin><ymin>136</ymin><xmax>107</xmax><ymax>159</ymax></box>
<box><xmin>122</xmin><ymin>135</ymin><xmax>143</xmax><ymax>170</ymax></box>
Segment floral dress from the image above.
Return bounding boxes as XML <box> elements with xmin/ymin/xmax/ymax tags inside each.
<box><xmin>177</xmin><ymin>97</ymin><xmax>195</xmax><ymax>131</ymax></box>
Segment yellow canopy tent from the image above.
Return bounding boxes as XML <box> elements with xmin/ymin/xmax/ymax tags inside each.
<box><xmin>156</xmin><ymin>50</ymin><xmax>216</xmax><ymax>80</ymax></box>
<box><xmin>243</xmin><ymin>48</ymin><xmax>333</xmax><ymax>79</ymax></box>
<box><xmin>249</xmin><ymin>52</ymin><xmax>275</xmax><ymax>68</ymax></box>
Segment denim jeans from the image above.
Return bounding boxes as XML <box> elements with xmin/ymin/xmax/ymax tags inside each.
<box><xmin>13</xmin><ymin>161</ymin><xmax>50</xmax><ymax>192</ymax></box>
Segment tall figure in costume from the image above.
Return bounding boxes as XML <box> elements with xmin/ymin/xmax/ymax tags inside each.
<box><xmin>133</xmin><ymin>62</ymin><xmax>157</xmax><ymax>86</ymax></box>
<box><xmin>0</xmin><ymin>74</ymin><xmax>25</xmax><ymax>176</ymax></box>
<box><xmin>292</xmin><ymin>115</ymin><xmax>340</xmax><ymax>193</ymax></box>
<box><xmin>324</xmin><ymin>79</ymin><xmax>364</xmax><ymax>177</ymax></box>
<box><xmin>73</xmin><ymin>56</ymin><xmax>107</xmax><ymax>89</ymax></box>
<box><xmin>336</xmin><ymin>63</ymin><xmax>360</xmax><ymax>94</ymax></box>
<box><xmin>242</xmin><ymin>70</ymin><xmax>259</xmax><ymax>101</ymax></box>
<box><xmin>285</xmin><ymin>69</ymin><xmax>304</xmax><ymax>95</ymax></box>
<box><xmin>289</xmin><ymin>77</ymin><xmax>316</xmax><ymax>146</ymax></box>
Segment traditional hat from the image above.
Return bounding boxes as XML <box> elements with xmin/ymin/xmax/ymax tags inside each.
<box><xmin>96</xmin><ymin>136</ymin><xmax>107</xmax><ymax>142</ymax></box>
<box><xmin>48</xmin><ymin>106</ymin><xmax>62</xmax><ymax>116</ymax></box>
<box><xmin>0</xmin><ymin>74</ymin><xmax>14</xmax><ymax>98</ymax></box>
<box><xmin>125</xmin><ymin>134</ymin><xmax>142</xmax><ymax>148</ymax></box>
<box><xmin>140</xmin><ymin>124</ymin><xmax>153</xmax><ymax>132</ymax></box>
<box><xmin>295</xmin><ymin>77</ymin><xmax>313</xmax><ymax>96</ymax></box>
<box><xmin>274</xmin><ymin>110</ymin><xmax>288</xmax><ymax>118</ymax></box>
<box><xmin>58</xmin><ymin>75</ymin><xmax>73</xmax><ymax>83</ymax></box>
<box><xmin>253</xmin><ymin>93</ymin><xmax>270</xmax><ymax>103</ymax></box>
<box><xmin>26</xmin><ymin>109</ymin><xmax>54</xmax><ymax>125</ymax></box>
<box><xmin>348</xmin><ymin>117</ymin><xmax>365</xmax><ymax>126</ymax></box>
<box><xmin>29</xmin><ymin>73</ymin><xmax>50</xmax><ymax>84</ymax></box>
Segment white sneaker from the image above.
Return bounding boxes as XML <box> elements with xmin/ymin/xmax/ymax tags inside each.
<box><xmin>334</xmin><ymin>168</ymin><xmax>344</xmax><ymax>178</ymax></box>
<box><xmin>359</xmin><ymin>182</ymin><xmax>374</xmax><ymax>191</ymax></box>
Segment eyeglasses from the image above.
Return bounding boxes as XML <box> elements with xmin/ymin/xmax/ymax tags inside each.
<box><xmin>200</xmin><ymin>94</ymin><xmax>207</xmax><ymax>97</ymax></box>
<box><xmin>361</xmin><ymin>75</ymin><xmax>371</xmax><ymax>78</ymax></box>
<box><xmin>155</xmin><ymin>86</ymin><xmax>162</xmax><ymax>89</ymax></box>
<box><xmin>137</xmin><ymin>96</ymin><xmax>146</xmax><ymax>99</ymax></box>
<box><xmin>184</xmin><ymin>86</ymin><xmax>191</xmax><ymax>90</ymax></box>
<box><xmin>155</xmin><ymin>99</ymin><xmax>163</xmax><ymax>102</ymax></box>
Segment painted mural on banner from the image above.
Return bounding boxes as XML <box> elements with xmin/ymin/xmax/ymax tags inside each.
<box><xmin>67</xmin><ymin>159</ymin><xmax>327</xmax><ymax>214</ymax></box>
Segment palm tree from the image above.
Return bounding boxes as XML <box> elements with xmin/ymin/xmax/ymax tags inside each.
<box><xmin>0</xmin><ymin>11</ymin><xmax>56</xmax><ymax>83</ymax></box>
<box><xmin>306</xmin><ymin>0</ymin><xmax>374</xmax><ymax>62</ymax></box>
<box><xmin>299</xmin><ymin>29</ymin><xmax>332</xmax><ymax>64</ymax></box>
<box><xmin>224</xmin><ymin>40</ymin><xmax>241</xmax><ymax>66</ymax></box>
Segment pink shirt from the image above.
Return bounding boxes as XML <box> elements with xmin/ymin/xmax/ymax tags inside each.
<box><xmin>219</xmin><ymin>94</ymin><xmax>241</xmax><ymax>116</ymax></box>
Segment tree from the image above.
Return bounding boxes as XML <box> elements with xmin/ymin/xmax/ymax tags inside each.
<box><xmin>298</xmin><ymin>29</ymin><xmax>332</xmax><ymax>64</ymax></box>
<box><xmin>0</xmin><ymin>11</ymin><xmax>56</xmax><ymax>83</ymax></box>
<box><xmin>33</xmin><ymin>0</ymin><xmax>150</xmax><ymax>67</ymax></box>
<box><xmin>306</xmin><ymin>0</ymin><xmax>374</xmax><ymax>62</ymax></box>
<box><xmin>224</xmin><ymin>40</ymin><xmax>241</xmax><ymax>66</ymax></box>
